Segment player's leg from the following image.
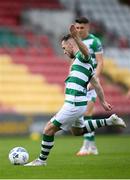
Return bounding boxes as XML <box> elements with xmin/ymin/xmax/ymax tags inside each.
<box><xmin>25</xmin><ymin>112</ymin><xmax>126</xmax><ymax>166</ymax></box>
<box><xmin>77</xmin><ymin>101</ymin><xmax>98</xmax><ymax>156</ymax></box>
<box><xmin>84</xmin><ymin>114</ymin><xmax>126</xmax><ymax>132</ymax></box>
<box><xmin>38</xmin><ymin>121</ymin><xmax>59</xmax><ymax>163</ymax></box>
<box><xmin>72</xmin><ymin>113</ymin><xmax>126</xmax><ymax>141</ymax></box>
<box><xmin>25</xmin><ymin>120</ymin><xmax>60</xmax><ymax>166</ymax></box>
<box><xmin>25</xmin><ymin>103</ymin><xmax>87</xmax><ymax>166</ymax></box>
<box><xmin>77</xmin><ymin>91</ymin><xmax>98</xmax><ymax>156</ymax></box>
<box><xmin>76</xmin><ymin>114</ymin><xmax>126</xmax><ymax>135</ymax></box>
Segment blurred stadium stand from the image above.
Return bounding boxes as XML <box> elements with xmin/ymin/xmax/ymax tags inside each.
<box><xmin>0</xmin><ymin>0</ymin><xmax>130</xmax><ymax>134</ymax></box>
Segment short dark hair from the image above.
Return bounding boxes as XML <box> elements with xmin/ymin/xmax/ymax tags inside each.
<box><xmin>75</xmin><ymin>17</ymin><xmax>89</xmax><ymax>24</ymax></box>
<box><xmin>61</xmin><ymin>34</ymin><xmax>72</xmax><ymax>42</ymax></box>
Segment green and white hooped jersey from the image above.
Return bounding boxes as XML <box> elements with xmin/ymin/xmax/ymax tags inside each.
<box><xmin>65</xmin><ymin>51</ymin><xmax>94</xmax><ymax>106</ymax></box>
<box><xmin>82</xmin><ymin>34</ymin><xmax>103</xmax><ymax>69</ymax></box>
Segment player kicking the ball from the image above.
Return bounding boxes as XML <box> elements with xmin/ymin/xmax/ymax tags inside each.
<box><xmin>25</xmin><ymin>24</ymin><xmax>126</xmax><ymax>166</ymax></box>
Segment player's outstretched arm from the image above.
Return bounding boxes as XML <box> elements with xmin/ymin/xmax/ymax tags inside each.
<box><xmin>69</xmin><ymin>24</ymin><xmax>89</xmax><ymax>58</ymax></box>
<box><xmin>90</xmin><ymin>75</ymin><xmax>112</xmax><ymax>111</ymax></box>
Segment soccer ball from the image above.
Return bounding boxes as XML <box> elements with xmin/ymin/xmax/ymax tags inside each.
<box><xmin>8</xmin><ymin>147</ymin><xmax>29</xmax><ymax>165</ymax></box>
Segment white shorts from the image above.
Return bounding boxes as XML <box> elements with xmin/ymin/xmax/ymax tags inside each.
<box><xmin>86</xmin><ymin>89</ymin><xmax>97</xmax><ymax>102</ymax></box>
<box><xmin>51</xmin><ymin>102</ymin><xmax>86</xmax><ymax>131</ymax></box>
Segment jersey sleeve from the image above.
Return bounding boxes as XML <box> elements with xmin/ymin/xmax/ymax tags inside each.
<box><xmin>92</xmin><ymin>38</ymin><xmax>103</xmax><ymax>53</ymax></box>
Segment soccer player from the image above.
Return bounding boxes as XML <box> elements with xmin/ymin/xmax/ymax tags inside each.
<box><xmin>25</xmin><ymin>24</ymin><xmax>126</xmax><ymax>166</ymax></box>
<box><xmin>74</xmin><ymin>17</ymin><xmax>104</xmax><ymax>156</ymax></box>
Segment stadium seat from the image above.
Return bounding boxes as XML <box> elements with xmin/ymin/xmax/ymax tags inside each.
<box><xmin>103</xmin><ymin>58</ymin><xmax>130</xmax><ymax>89</ymax></box>
<box><xmin>0</xmin><ymin>55</ymin><xmax>64</xmax><ymax>114</ymax></box>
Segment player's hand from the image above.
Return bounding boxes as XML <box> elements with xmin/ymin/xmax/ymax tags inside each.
<box><xmin>70</xmin><ymin>24</ymin><xmax>78</xmax><ymax>38</ymax></box>
<box><xmin>101</xmin><ymin>101</ymin><xmax>112</xmax><ymax>111</ymax></box>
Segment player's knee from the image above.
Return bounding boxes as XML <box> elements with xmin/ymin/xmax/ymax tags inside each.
<box><xmin>71</xmin><ymin>127</ymin><xmax>83</xmax><ymax>136</ymax></box>
<box><xmin>44</xmin><ymin>121</ymin><xmax>60</xmax><ymax>136</ymax></box>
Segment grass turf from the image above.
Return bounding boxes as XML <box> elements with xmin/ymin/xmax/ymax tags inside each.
<box><xmin>0</xmin><ymin>135</ymin><xmax>130</xmax><ymax>179</ymax></box>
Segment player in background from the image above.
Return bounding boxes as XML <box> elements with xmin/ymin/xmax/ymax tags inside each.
<box><xmin>74</xmin><ymin>17</ymin><xmax>104</xmax><ymax>156</ymax></box>
<box><xmin>25</xmin><ymin>25</ymin><xmax>126</xmax><ymax>166</ymax></box>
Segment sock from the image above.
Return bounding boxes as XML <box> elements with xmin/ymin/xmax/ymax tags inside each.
<box><xmin>85</xmin><ymin>118</ymin><xmax>107</xmax><ymax>132</ymax></box>
<box><xmin>83</xmin><ymin>116</ymin><xmax>95</xmax><ymax>141</ymax></box>
<box><xmin>84</xmin><ymin>132</ymin><xmax>95</xmax><ymax>141</ymax></box>
<box><xmin>39</xmin><ymin>134</ymin><xmax>54</xmax><ymax>161</ymax></box>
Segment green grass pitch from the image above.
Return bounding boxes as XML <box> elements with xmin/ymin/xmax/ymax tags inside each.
<box><xmin>0</xmin><ymin>135</ymin><xmax>130</xmax><ymax>179</ymax></box>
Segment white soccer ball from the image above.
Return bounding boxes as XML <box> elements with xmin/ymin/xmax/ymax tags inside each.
<box><xmin>8</xmin><ymin>147</ymin><xmax>29</xmax><ymax>165</ymax></box>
